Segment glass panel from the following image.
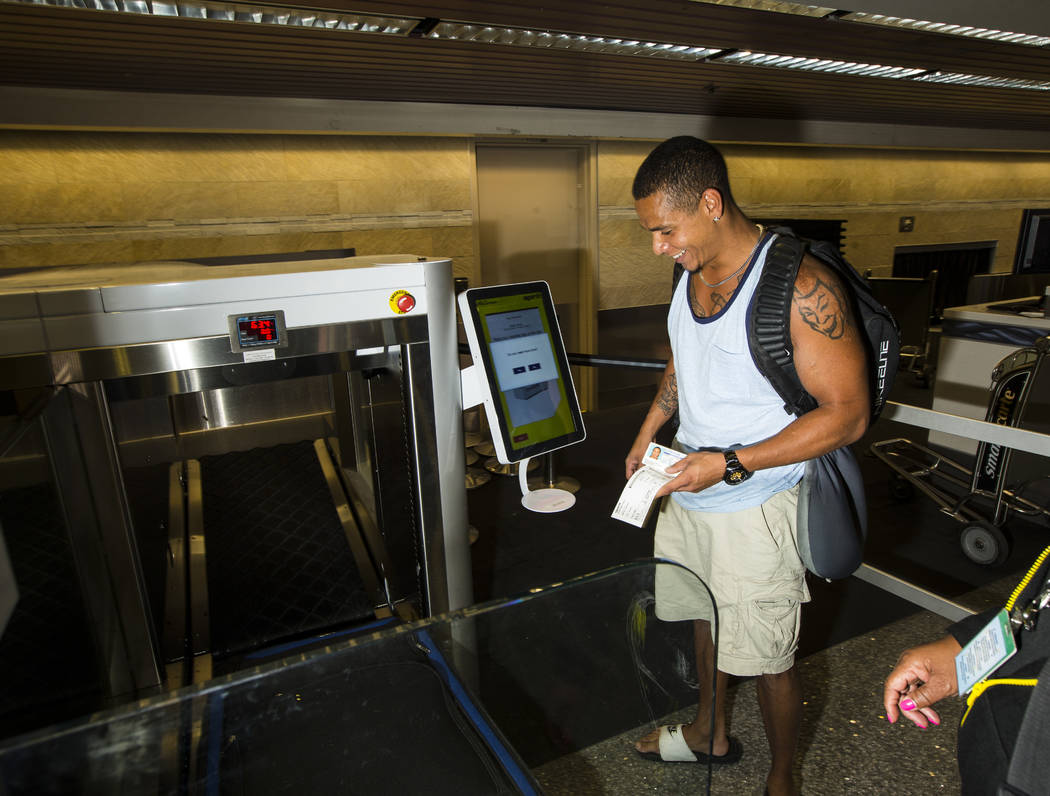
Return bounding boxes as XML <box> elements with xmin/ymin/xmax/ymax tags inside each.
<box><xmin>0</xmin><ymin>388</ymin><xmax>105</xmax><ymax>738</ymax></box>
<box><xmin>0</xmin><ymin>559</ymin><xmax>717</xmax><ymax>795</ymax></box>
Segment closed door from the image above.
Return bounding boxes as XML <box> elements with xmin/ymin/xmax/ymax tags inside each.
<box><xmin>475</xmin><ymin>144</ymin><xmax>587</xmax><ymax>357</ymax></box>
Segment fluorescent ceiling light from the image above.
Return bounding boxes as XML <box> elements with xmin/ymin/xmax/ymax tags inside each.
<box><xmin>5</xmin><ymin>0</ymin><xmax>1049</xmax><ymax>92</ymax></box>
<box><xmin>688</xmin><ymin>0</ymin><xmax>1050</xmax><ymax>49</ymax></box>
<box><xmin>426</xmin><ymin>22</ymin><xmax>723</xmax><ymax>60</ymax></box>
<box><xmin>7</xmin><ymin>0</ymin><xmax>415</xmax><ymax>32</ymax></box>
<box><xmin>839</xmin><ymin>12</ymin><xmax>1050</xmax><ymax>48</ymax></box>
<box><xmin>915</xmin><ymin>72</ymin><xmax>1050</xmax><ymax>91</ymax></box>
<box><xmin>718</xmin><ymin>50</ymin><xmax>925</xmax><ymax>79</ymax></box>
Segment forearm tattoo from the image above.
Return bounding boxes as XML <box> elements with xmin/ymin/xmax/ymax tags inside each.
<box><xmin>793</xmin><ymin>276</ymin><xmax>847</xmax><ymax>339</ymax></box>
<box><xmin>657</xmin><ymin>371</ymin><xmax>678</xmax><ymax>417</ymax></box>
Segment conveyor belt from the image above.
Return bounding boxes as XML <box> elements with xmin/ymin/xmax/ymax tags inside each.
<box><xmin>200</xmin><ymin>441</ymin><xmax>375</xmax><ymax>658</ymax></box>
<box><xmin>0</xmin><ymin>482</ymin><xmax>100</xmax><ymax>737</ymax></box>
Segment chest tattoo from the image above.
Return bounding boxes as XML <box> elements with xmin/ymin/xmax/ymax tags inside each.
<box><xmin>689</xmin><ymin>279</ymin><xmax>737</xmax><ymax>318</ymax></box>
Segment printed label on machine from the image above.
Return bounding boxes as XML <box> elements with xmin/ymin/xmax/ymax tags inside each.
<box><xmin>243</xmin><ymin>348</ymin><xmax>277</xmax><ymax>363</ymax></box>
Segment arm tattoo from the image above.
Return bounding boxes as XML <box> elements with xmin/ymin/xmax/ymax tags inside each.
<box><xmin>656</xmin><ymin>372</ymin><xmax>678</xmax><ymax>417</ymax></box>
<box><xmin>793</xmin><ymin>276</ymin><xmax>847</xmax><ymax>339</ymax></box>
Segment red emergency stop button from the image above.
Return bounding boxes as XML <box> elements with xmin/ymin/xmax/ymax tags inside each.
<box><xmin>389</xmin><ymin>290</ymin><xmax>416</xmax><ymax>314</ymax></box>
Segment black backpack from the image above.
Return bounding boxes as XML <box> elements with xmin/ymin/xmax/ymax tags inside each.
<box><xmin>747</xmin><ymin>231</ymin><xmax>900</xmax><ymax>579</ymax></box>
<box><xmin>747</xmin><ymin>231</ymin><xmax>900</xmax><ymax>425</ymax></box>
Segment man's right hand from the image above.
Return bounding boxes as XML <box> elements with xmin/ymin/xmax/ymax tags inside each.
<box><xmin>625</xmin><ymin>437</ymin><xmax>652</xmax><ymax>481</ymax></box>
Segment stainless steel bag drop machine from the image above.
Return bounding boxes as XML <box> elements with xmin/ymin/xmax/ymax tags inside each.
<box><xmin>0</xmin><ymin>253</ymin><xmax>471</xmax><ymax>734</ymax></box>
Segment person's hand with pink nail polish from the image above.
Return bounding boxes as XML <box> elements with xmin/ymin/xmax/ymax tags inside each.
<box><xmin>883</xmin><ymin>635</ymin><xmax>962</xmax><ymax>728</ymax></box>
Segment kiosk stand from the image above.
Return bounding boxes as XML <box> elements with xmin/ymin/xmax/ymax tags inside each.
<box><xmin>458</xmin><ymin>282</ymin><xmax>585</xmax><ymax>513</ymax></box>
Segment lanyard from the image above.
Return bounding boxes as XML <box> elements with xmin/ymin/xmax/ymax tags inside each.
<box><xmin>1010</xmin><ymin>571</ymin><xmax>1050</xmax><ymax>634</ymax></box>
<box><xmin>1007</xmin><ymin>547</ymin><xmax>1050</xmax><ymax>636</ymax></box>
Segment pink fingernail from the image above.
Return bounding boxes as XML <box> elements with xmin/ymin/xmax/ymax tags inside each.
<box><xmin>930</xmin><ymin>717</ymin><xmax>940</xmax><ymax>726</ymax></box>
<box><xmin>900</xmin><ymin>699</ymin><xmax>916</xmax><ymax>711</ymax></box>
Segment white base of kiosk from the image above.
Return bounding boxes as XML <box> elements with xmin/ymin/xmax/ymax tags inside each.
<box><xmin>518</xmin><ymin>458</ymin><xmax>575</xmax><ymax>513</ymax></box>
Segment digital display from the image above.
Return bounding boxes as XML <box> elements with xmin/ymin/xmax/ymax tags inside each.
<box><xmin>459</xmin><ymin>282</ymin><xmax>585</xmax><ymax>463</ymax></box>
<box><xmin>227</xmin><ymin>310</ymin><xmax>287</xmax><ymax>353</ymax></box>
<box><xmin>237</xmin><ymin>316</ymin><xmax>279</xmax><ymax>347</ymax></box>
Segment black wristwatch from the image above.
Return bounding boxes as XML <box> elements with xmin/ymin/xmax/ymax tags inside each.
<box><xmin>722</xmin><ymin>449</ymin><xmax>752</xmax><ymax>486</ymax></box>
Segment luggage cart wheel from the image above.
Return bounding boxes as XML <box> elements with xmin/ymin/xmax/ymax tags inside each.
<box><xmin>959</xmin><ymin>521</ymin><xmax>1010</xmax><ymax>567</ymax></box>
<box><xmin>889</xmin><ymin>474</ymin><xmax>915</xmax><ymax>501</ymax></box>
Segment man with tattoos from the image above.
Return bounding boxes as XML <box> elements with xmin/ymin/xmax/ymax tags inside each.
<box><xmin>625</xmin><ymin>137</ymin><xmax>869</xmax><ymax>796</ymax></box>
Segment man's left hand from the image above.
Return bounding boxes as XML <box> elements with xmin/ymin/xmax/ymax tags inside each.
<box><xmin>655</xmin><ymin>451</ymin><xmax>724</xmax><ymax>497</ymax></box>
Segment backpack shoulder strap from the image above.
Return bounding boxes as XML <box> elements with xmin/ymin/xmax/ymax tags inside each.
<box><xmin>748</xmin><ymin>234</ymin><xmax>819</xmax><ymax>417</ymax></box>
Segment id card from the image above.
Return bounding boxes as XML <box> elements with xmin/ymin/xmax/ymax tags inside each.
<box><xmin>954</xmin><ymin>609</ymin><xmax>1017</xmax><ymax>695</ymax></box>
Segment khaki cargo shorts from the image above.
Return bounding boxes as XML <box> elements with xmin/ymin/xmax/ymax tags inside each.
<box><xmin>653</xmin><ymin>484</ymin><xmax>810</xmax><ymax>677</ymax></box>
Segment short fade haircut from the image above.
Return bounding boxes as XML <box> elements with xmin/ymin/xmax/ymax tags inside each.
<box><xmin>632</xmin><ymin>136</ymin><xmax>734</xmax><ymax>213</ymax></box>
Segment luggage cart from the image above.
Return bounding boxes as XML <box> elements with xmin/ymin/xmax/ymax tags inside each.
<box><xmin>871</xmin><ymin>335</ymin><xmax>1050</xmax><ymax>566</ymax></box>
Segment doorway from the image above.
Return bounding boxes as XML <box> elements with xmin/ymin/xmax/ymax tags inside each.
<box><xmin>473</xmin><ymin>143</ymin><xmax>597</xmax><ymax>408</ymax></box>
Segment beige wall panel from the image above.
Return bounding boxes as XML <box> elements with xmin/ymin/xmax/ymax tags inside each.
<box><xmin>145</xmin><ymin>134</ymin><xmax>287</xmax><ymax>183</ymax></box>
<box><xmin>3</xmin><ymin>240</ymin><xmax>136</xmax><ymax>269</ymax></box>
<box><xmin>427</xmin><ymin>179</ymin><xmax>472</xmax><ymax>211</ymax></box>
<box><xmin>339</xmin><ymin>228</ymin><xmax>434</xmax><ymax>256</ymax></box>
<box><xmin>801</xmin><ymin>177</ymin><xmax>855</xmax><ymax>203</ymax></box>
<box><xmin>48</xmin><ymin>132</ymin><xmax>143</xmax><ymax>184</ymax></box>
<box><xmin>132</xmin><ymin>232</ymin><xmax>344</xmax><ymax>263</ymax></box>
<box><xmin>598</xmin><ymin>175</ymin><xmax>635</xmax><ymax>207</ymax></box>
<box><xmin>121</xmin><ymin>182</ymin><xmax>240</xmax><ymax>222</ymax></box>
<box><xmin>600</xmin><ymin>248</ymin><xmax>672</xmax><ymax>310</ymax></box>
<box><xmin>284</xmin><ymin>137</ymin><xmax>471</xmax><ymax>183</ymax></box>
<box><xmin>0</xmin><ymin>182</ymin><xmax>124</xmax><ymax>225</ymax></box>
<box><xmin>600</xmin><ymin>218</ymin><xmax>651</xmax><ymax>250</ymax></box>
<box><xmin>601</xmin><ymin>283</ymin><xmax>671</xmax><ymax>312</ymax></box>
<box><xmin>429</xmin><ymin>226</ymin><xmax>473</xmax><ymax>257</ymax></box>
<box><xmin>234</xmin><ymin>180</ymin><xmax>340</xmax><ymax>218</ymax></box>
<box><xmin>596</xmin><ymin>141</ymin><xmax>654</xmax><ymax>205</ymax></box>
<box><xmin>1</xmin><ymin>133</ymin><xmax>58</xmax><ymax>184</ymax></box>
<box><xmin>450</xmin><ymin>255</ymin><xmax>475</xmax><ymax>280</ymax></box>
<box><xmin>338</xmin><ymin>179</ymin><xmax>435</xmax><ymax>214</ymax></box>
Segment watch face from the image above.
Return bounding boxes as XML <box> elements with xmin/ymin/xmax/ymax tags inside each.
<box><xmin>722</xmin><ymin>450</ymin><xmax>752</xmax><ymax>485</ymax></box>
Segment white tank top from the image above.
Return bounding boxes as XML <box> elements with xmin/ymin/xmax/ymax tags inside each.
<box><xmin>668</xmin><ymin>232</ymin><xmax>804</xmax><ymax>512</ymax></box>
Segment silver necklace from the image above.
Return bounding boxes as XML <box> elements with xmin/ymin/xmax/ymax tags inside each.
<box><xmin>696</xmin><ymin>226</ymin><xmax>766</xmax><ymax>289</ymax></box>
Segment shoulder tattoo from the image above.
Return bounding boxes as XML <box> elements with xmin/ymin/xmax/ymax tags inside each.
<box><xmin>793</xmin><ymin>270</ymin><xmax>848</xmax><ymax>339</ymax></box>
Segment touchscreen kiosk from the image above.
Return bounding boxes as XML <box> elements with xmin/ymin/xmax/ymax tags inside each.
<box><xmin>459</xmin><ymin>282</ymin><xmax>585</xmax><ymax>513</ymax></box>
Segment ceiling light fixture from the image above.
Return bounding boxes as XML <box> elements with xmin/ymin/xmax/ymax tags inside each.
<box><xmin>839</xmin><ymin>12</ymin><xmax>1050</xmax><ymax>48</ymax></box>
<box><xmin>4</xmin><ymin>0</ymin><xmax>1049</xmax><ymax>92</ymax></box>
<box><xmin>6</xmin><ymin>0</ymin><xmax>415</xmax><ymax>33</ymax></box>
<box><xmin>425</xmin><ymin>22</ymin><xmax>723</xmax><ymax>60</ymax></box>
<box><xmin>686</xmin><ymin>0</ymin><xmax>1050</xmax><ymax>49</ymax></box>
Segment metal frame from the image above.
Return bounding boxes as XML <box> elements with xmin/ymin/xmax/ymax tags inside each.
<box><xmin>0</xmin><ymin>257</ymin><xmax>471</xmax><ymax>712</ymax></box>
